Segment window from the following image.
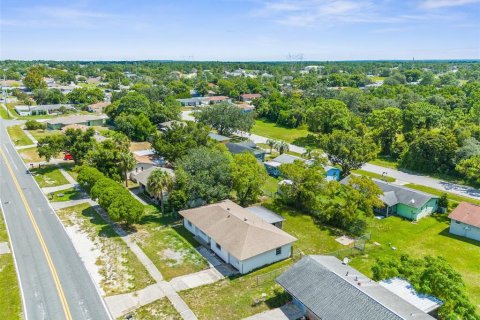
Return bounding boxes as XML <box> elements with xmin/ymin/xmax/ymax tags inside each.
<box><xmin>187</xmin><ymin>220</ymin><xmax>192</xmax><ymax>227</ymax></box>
<box><xmin>216</xmin><ymin>243</ymin><xmax>221</xmax><ymax>250</ymax></box>
<box><xmin>276</xmin><ymin>247</ymin><xmax>282</xmax><ymax>255</ymax></box>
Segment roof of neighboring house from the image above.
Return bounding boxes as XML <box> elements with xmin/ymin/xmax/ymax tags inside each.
<box><xmin>88</xmin><ymin>102</ymin><xmax>110</xmax><ymax>112</ymax></box>
<box><xmin>208</xmin><ymin>132</ymin><xmax>231</xmax><ymax>142</ymax></box>
<box><xmin>130</xmin><ymin>166</ymin><xmax>174</xmax><ymax>186</ymax></box>
<box><xmin>269</xmin><ymin>154</ymin><xmax>305</xmax><ymax>164</ymax></box>
<box><xmin>236</xmin><ymin>103</ymin><xmax>256</xmax><ymax>111</ymax></box>
<box><xmin>276</xmin><ymin>255</ymin><xmax>435</xmax><ymax>320</ymax></box>
<box><xmin>179</xmin><ymin>200</ymin><xmax>297</xmax><ymax>260</ymax></box>
<box><xmin>159</xmin><ymin>120</ymin><xmax>186</xmax><ymax>129</ymax></box>
<box><xmin>204</xmin><ymin>95</ymin><xmax>230</xmax><ymax>101</ymax></box>
<box><xmin>341</xmin><ymin>177</ymin><xmax>438</xmax><ymax>209</ymax></box>
<box><xmin>47</xmin><ymin>114</ymin><xmax>108</xmax><ymax>126</ymax></box>
<box><xmin>448</xmin><ymin>202</ymin><xmax>480</xmax><ymax>228</ymax></box>
<box><xmin>226</xmin><ymin>141</ymin><xmax>265</xmax><ymax>156</ymax></box>
<box><xmin>246</xmin><ymin>206</ymin><xmax>285</xmax><ymax>224</ymax></box>
<box><xmin>61</xmin><ymin>124</ymin><xmax>88</xmax><ymax>132</ymax></box>
<box><xmin>240</xmin><ymin>93</ymin><xmax>262</xmax><ymax>99</ymax></box>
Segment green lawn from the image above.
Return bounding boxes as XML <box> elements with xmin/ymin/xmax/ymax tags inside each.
<box><xmin>118</xmin><ymin>297</ymin><xmax>180</xmax><ymax>320</ymax></box>
<box><xmin>0</xmin><ymin>107</ymin><xmax>9</xmax><ymax>119</ymax></box>
<box><xmin>49</xmin><ymin>187</ymin><xmax>85</xmax><ymax>202</ymax></box>
<box><xmin>262</xmin><ymin>176</ymin><xmax>280</xmax><ymax>196</ymax></box>
<box><xmin>59</xmin><ymin>163</ymin><xmax>79</xmax><ymax>180</ymax></box>
<box><xmin>349</xmin><ymin>215</ymin><xmax>480</xmax><ymax>312</ymax></box>
<box><xmin>133</xmin><ymin>206</ymin><xmax>209</xmax><ymax>280</ymax></box>
<box><xmin>31</xmin><ymin>165</ymin><xmax>69</xmax><ymax>188</ymax></box>
<box><xmin>19</xmin><ymin>147</ymin><xmax>46</xmax><ymax>163</ymax></box>
<box><xmin>7</xmin><ymin>125</ymin><xmax>33</xmax><ymax>146</ymax></box>
<box><xmin>0</xmin><ymin>212</ymin><xmax>22</xmax><ymax>320</ymax></box>
<box><xmin>404</xmin><ymin>183</ymin><xmax>480</xmax><ymax>206</ymax></box>
<box><xmin>369</xmin><ymin>155</ymin><xmax>399</xmax><ymax>169</ymax></box>
<box><xmin>27</xmin><ymin>129</ymin><xmax>61</xmax><ymax>141</ymax></box>
<box><xmin>251</xmin><ymin>119</ymin><xmax>309</xmax><ymax>143</ymax></box>
<box><xmin>352</xmin><ymin>169</ymin><xmax>396</xmax><ymax>182</ymax></box>
<box><xmin>56</xmin><ymin>203</ymin><xmax>155</xmax><ymax>295</ymax></box>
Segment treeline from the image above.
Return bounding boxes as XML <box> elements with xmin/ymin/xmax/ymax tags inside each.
<box><xmin>77</xmin><ymin>166</ymin><xmax>144</xmax><ymax>225</ymax></box>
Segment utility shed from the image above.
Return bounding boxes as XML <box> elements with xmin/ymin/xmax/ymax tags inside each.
<box><xmin>246</xmin><ymin>206</ymin><xmax>285</xmax><ymax>229</ymax></box>
<box><xmin>276</xmin><ymin>255</ymin><xmax>436</xmax><ymax>320</ymax></box>
<box><xmin>448</xmin><ymin>202</ymin><xmax>480</xmax><ymax>241</ymax></box>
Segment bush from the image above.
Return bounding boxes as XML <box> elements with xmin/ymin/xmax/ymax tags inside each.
<box><xmin>77</xmin><ymin>166</ymin><xmax>104</xmax><ymax>193</ymax></box>
<box><xmin>25</xmin><ymin>120</ymin><xmax>46</xmax><ymax>130</ymax></box>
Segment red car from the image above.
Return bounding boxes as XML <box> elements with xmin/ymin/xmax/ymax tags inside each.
<box><xmin>63</xmin><ymin>152</ymin><xmax>73</xmax><ymax>161</ymax></box>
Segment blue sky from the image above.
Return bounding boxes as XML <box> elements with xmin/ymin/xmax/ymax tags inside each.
<box><xmin>1</xmin><ymin>0</ymin><xmax>479</xmax><ymax>61</ymax></box>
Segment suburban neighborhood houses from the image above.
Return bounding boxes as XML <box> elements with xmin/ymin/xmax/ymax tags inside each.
<box><xmin>1</xmin><ymin>22</ymin><xmax>480</xmax><ymax>319</ymax></box>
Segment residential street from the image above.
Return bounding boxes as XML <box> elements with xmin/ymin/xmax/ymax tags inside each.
<box><xmin>0</xmin><ymin>118</ymin><xmax>111</xmax><ymax>320</ymax></box>
<box><xmin>362</xmin><ymin>163</ymin><xmax>480</xmax><ymax>200</ymax></box>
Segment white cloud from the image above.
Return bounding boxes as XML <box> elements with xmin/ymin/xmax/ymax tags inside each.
<box><xmin>420</xmin><ymin>0</ymin><xmax>480</xmax><ymax>9</ymax></box>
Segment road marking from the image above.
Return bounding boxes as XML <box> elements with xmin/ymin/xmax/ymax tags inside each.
<box><xmin>0</xmin><ymin>146</ymin><xmax>73</xmax><ymax>320</ymax></box>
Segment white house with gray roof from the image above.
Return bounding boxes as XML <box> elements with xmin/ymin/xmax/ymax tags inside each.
<box><xmin>277</xmin><ymin>255</ymin><xmax>440</xmax><ymax>320</ymax></box>
<box><xmin>180</xmin><ymin>200</ymin><xmax>297</xmax><ymax>274</ymax></box>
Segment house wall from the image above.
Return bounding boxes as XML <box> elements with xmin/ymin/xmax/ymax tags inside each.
<box><xmin>450</xmin><ymin>220</ymin><xmax>480</xmax><ymax>241</ymax></box>
<box><xmin>210</xmin><ymin>238</ymin><xmax>229</xmax><ymax>263</ymax></box>
<box><xmin>238</xmin><ymin>244</ymin><xmax>292</xmax><ymax>274</ymax></box>
<box><xmin>396</xmin><ymin>198</ymin><xmax>438</xmax><ymax>221</ymax></box>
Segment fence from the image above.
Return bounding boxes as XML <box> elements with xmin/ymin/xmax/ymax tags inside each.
<box><xmin>254</xmin><ymin>249</ymin><xmax>304</xmax><ymax>286</ymax></box>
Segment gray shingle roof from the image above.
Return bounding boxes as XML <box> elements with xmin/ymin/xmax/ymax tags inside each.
<box><xmin>276</xmin><ymin>256</ymin><xmax>434</xmax><ymax>320</ymax></box>
<box><xmin>208</xmin><ymin>132</ymin><xmax>231</xmax><ymax>142</ymax></box>
<box><xmin>226</xmin><ymin>142</ymin><xmax>265</xmax><ymax>156</ymax></box>
<box><xmin>246</xmin><ymin>206</ymin><xmax>285</xmax><ymax>224</ymax></box>
<box><xmin>341</xmin><ymin>176</ymin><xmax>438</xmax><ymax>209</ymax></box>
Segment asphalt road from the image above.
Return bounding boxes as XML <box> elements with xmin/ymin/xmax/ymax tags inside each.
<box><xmin>0</xmin><ymin>118</ymin><xmax>111</xmax><ymax>320</ymax></box>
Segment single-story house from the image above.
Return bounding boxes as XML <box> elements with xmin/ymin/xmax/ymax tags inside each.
<box><xmin>264</xmin><ymin>154</ymin><xmax>341</xmax><ymax>181</ymax></box>
<box><xmin>246</xmin><ymin>205</ymin><xmax>285</xmax><ymax>229</ymax></box>
<box><xmin>130</xmin><ymin>166</ymin><xmax>174</xmax><ymax>202</ymax></box>
<box><xmin>88</xmin><ymin>102</ymin><xmax>110</xmax><ymax>113</ymax></box>
<box><xmin>448</xmin><ymin>202</ymin><xmax>480</xmax><ymax>241</ymax></box>
<box><xmin>235</xmin><ymin>103</ymin><xmax>255</xmax><ymax>113</ymax></box>
<box><xmin>159</xmin><ymin>120</ymin><xmax>186</xmax><ymax>131</ymax></box>
<box><xmin>14</xmin><ymin>104</ymin><xmax>75</xmax><ymax>116</ymax></box>
<box><xmin>180</xmin><ymin>200</ymin><xmax>297</xmax><ymax>274</ymax></box>
<box><xmin>208</xmin><ymin>132</ymin><xmax>231</xmax><ymax>144</ymax></box>
<box><xmin>203</xmin><ymin>96</ymin><xmax>231</xmax><ymax>105</ymax></box>
<box><xmin>239</xmin><ymin>93</ymin><xmax>262</xmax><ymax>103</ymax></box>
<box><xmin>276</xmin><ymin>255</ymin><xmax>440</xmax><ymax>320</ymax></box>
<box><xmin>226</xmin><ymin>140</ymin><xmax>266</xmax><ymax>161</ymax></box>
<box><xmin>177</xmin><ymin>97</ymin><xmax>204</xmax><ymax>107</ymax></box>
<box><xmin>46</xmin><ymin>114</ymin><xmax>108</xmax><ymax>130</ymax></box>
<box><xmin>341</xmin><ymin>177</ymin><xmax>439</xmax><ymax>221</ymax></box>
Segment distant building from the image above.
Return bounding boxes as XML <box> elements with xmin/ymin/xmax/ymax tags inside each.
<box><xmin>176</xmin><ymin>96</ymin><xmax>231</xmax><ymax>107</ymax></box>
<box><xmin>226</xmin><ymin>140</ymin><xmax>266</xmax><ymax>161</ymax></box>
<box><xmin>14</xmin><ymin>104</ymin><xmax>75</xmax><ymax>116</ymax></box>
<box><xmin>448</xmin><ymin>202</ymin><xmax>480</xmax><ymax>241</ymax></box>
<box><xmin>235</xmin><ymin>103</ymin><xmax>255</xmax><ymax>113</ymax></box>
<box><xmin>46</xmin><ymin>114</ymin><xmax>108</xmax><ymax>130</ymax></box>
<box><xmin>180</xmin><ymin>200</ymin><xmax>297</xmax><ymax>274</ymax></box>
<box><xmin>130</xmin><ymin>166</ymin><xmax>174</xmax><ymax>202</ymax></box>
<box><xmin>239</xmin><ymin>93</ymin><xmax>262</xmax><ymax>103</ymax></box>
<box><xmin>265</xmin><ymin>154</ymin><xmax>341</xmax><ymax>181</ymax></box>
<box><xmin>276</xmin><ymin>255</ymin><xmax>440</xmax><ymax>320</ymax></box>
<box><xmin>88</xmin><ymin>102</ymin><xmax>110</xmax><ymax>114</ymax></box>
<box><xmin>208</xmin><ymin>132</ymin><xmax>231</xmax><ymax>144</ymax></box>
<box><xmin>341</xmin><ymin>177</ymin><xmax>439</xmax><ymax>221</ymax></box>
<box><xmin>246</xmin><ymin>205</ymin><xmax>285</xmax><ymax>229</ymax></box>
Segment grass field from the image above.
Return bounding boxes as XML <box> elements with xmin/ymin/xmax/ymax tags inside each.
<box><xmin>19</xmin><ymin>147</ymin><xmax>46</xmax><ymax>163</ymax></box>
<box><xmin>31</xmin><ymin>165</ymin><xmax>69</xmax><ymax>188</ymax></box>
<box><xmin>349</xmin><ymin>215</ymin><xmax>480</xmax><ymax>312</ymax></box>
<box><xmin>118</xmin><ymin>297</ymin><xmax>180</xmax><ymax>320</ymax></box>
<box><xmin>404</xmin><ymin>183</ymin><xmax>480</xmax><ymax>206</ymax></box>
<box><xmin>27</xmin><ymin>129</ymin><xmax>60</xmax><ymax>141</ymax></box>
<box><xmin>49</xmin><ymin>187</ymin><xmax>86</xmax><ymax>202</ymax></box>
<box><xmin>251</xmin><ymin>119</ymin><xmax>309</xmax><ymax>143</ymax></box>
<box><xmin>57</xmin><ymin>203</ymin><xmax>155</xmax><ymax>295</ymax></box>
<box><xmin>352</xmin><ymin>169</ymin><xmax>396</xmax><ymax>182</ymax></box>
<box><xmin>7</xmin><ymin>125</ymin><xmax>33</xmax><ymax>146</ymax></box>
<box><xmin>0</xmin><ymin>107</ymin><xmax>10</xmax><ymax>119</ymax></box>
<box><xmin>0</xmin><ymin>212</ymin><xmax>22</xmax><ymax>320</ymax></box>
<box><xmin>369</xmin><ymin>155</ymin><xmax>399</xmax><ymax>169</ymax></box>
<box><xmin>133</xmin><ymin>206</ymin><xmax>209</xmax><ymax>280</ymax></box>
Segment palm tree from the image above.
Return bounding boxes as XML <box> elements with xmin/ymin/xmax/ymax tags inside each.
<box><xmin>266</xmin><ymin>139</ymin><xmax>276</xmax><ymax>154</ymax></box>
<box><xmin>118</xmin><ymin>150</ymin><xmax>136</xmax><ymax>187</ymax></box>
<box><xmin>275</xmin><ymin>140</ymin><xmax>290</xmax><ymax>155</ymax></box>
<box><xmin>147</xmin><ymin>169</ymin><xmax>173</xmax><ymax>214</ymax></box>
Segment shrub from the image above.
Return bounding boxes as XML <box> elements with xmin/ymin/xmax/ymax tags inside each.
<box><xmin>25</xmin><ymin>120</ymin><xmax>46</xmax><ymax>130</ymax></box>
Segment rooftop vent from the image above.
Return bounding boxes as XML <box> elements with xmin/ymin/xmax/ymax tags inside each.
<box><xmin>244</xmin><ymin>218</ymin><xmax>247</xmax><ymax>221</ymax></box>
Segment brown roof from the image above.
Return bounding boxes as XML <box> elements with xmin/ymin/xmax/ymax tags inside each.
<box><xmin>236</xmin><ymin>103</ymin><xmax>255</xmax><ymax>111</ymax></box>
<box><xmin>89</xmin><ymin>102</ymin><xmax>110</xmax><ymax>112</ymax></box>
<box><xmin>449</xmin><ymin>202</ymin><xmax>480</xmax><ymax>228</ymax></box>
<box><xmin>204</xmin><ymin>96</ymin><xmax>230</xmax><ymax>101</ymax></box>
<box><xmin>179</xmin><ymin>200</ymin><xmax>297</xmax><ymax>260</ymax></box>
<box><xmin>241</xmin><ymin>93</ymin><xmax>262</xmax><ymax>99</ymax></box>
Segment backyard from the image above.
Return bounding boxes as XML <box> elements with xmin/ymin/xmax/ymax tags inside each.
<box><xmin>132</xmin><ymin>205</ymin><xmax>209</xmax><ymax>280</ymax></box>
<box><xmin>56</xmin><ymin>203</ymin><xmax>155</xmax><ymax>296</ymax></box>
<box><xmin>350</xmin><ymin>215</ymin><xmax>480</xmax><ymax>312</ymax></box>
<box><xmin>0</xmin><ymin>212</ymin><xmax>22</xmax><ymax>320</ymax></box>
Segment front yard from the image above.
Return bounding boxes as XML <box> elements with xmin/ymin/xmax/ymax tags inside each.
<box><xmin>49</xmin><ymin>187</ymin><xmax>86</xmax><ymax>202</ymax></box>
<box><xmin>118</xmin><ymin>297</ymin><xmax>180</xmax><ymax>320</ymax></box>
<box><xmin>56</xmin><ymin>203</ymin><xmax>155</xmax><ymax>296</ymax></box>
<box><xmin>7</xmin><ymin>125</ymin><xmax>32</xmax><ymax>146</ymax></box>
<box><xmin>133</xmin><ymin>205</ymin><xmax>209</xmax><ymax>280</ymax></box>
<box><xmin>251</xmin><ymin>119</ymin><xmax>309</xmax><ymax>144</ymax></box>
<box><xmin>31</xmin><ymin>165</ymin><xmax>69</xmax><ymax>188</ymax></box>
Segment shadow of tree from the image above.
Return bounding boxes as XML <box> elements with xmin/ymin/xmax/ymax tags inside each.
<box><xmin>292</xmin><ymin>134</ymin><xmax>318</xmax><ymax>148</ymax></box>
